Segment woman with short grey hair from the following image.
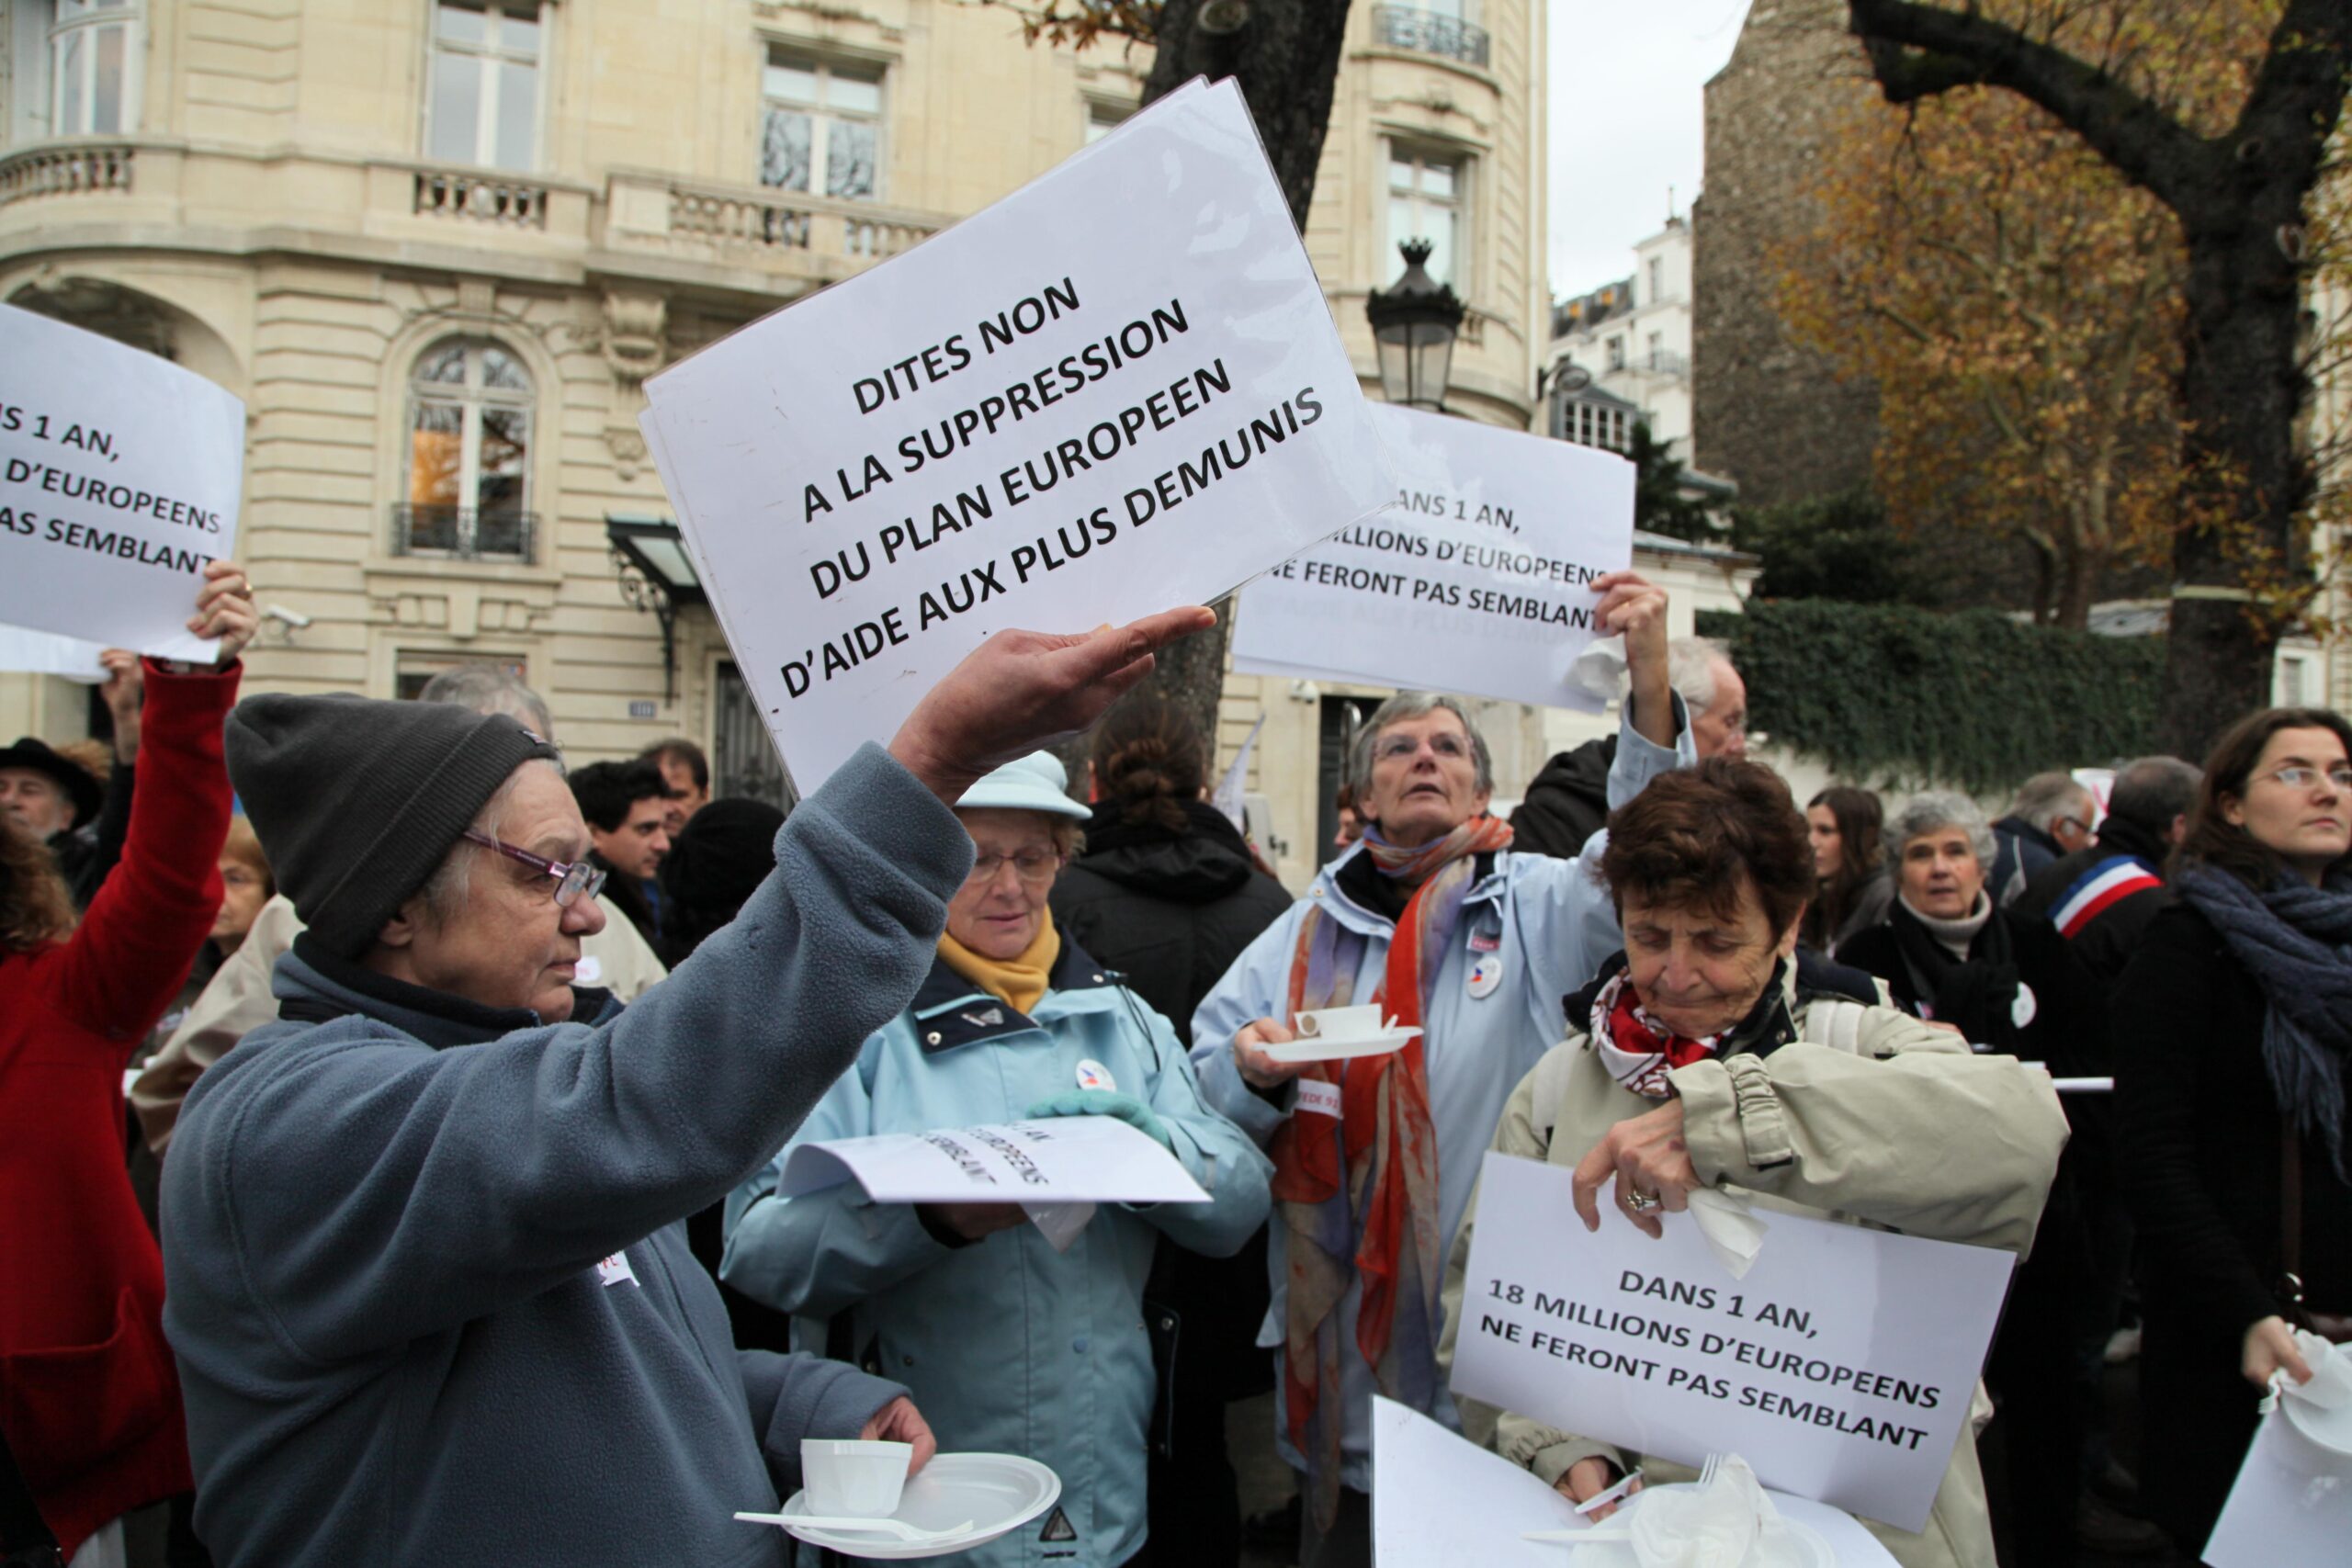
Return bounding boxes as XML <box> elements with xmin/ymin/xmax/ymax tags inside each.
<box><xmin>1840</xmin><ymin>793</ymin><xmax>2108</xmax><ymax>1564</ymax></box>
<box><xmin>1840</xmin><ymin>793</ymin><xmax>2086</xmax><ymax>1055</ymax></box>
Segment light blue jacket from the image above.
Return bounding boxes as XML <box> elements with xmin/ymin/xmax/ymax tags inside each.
<box><xmin>723</xmin><ymin>937</ymin><xmax>1272</xmax><ymax>1568</ymax></box>
<box><xmin>1188</xmin><ymin>705</ymin><xmax>1690</xmax><ymax>1492</ymax></box>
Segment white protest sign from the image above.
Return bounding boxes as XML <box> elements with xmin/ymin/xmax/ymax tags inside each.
<box><xmin>1371</xmin><ymin>1396</ymin><xmax>1902</xmax><ymax>1568</ymax></box>
<box><xmin>641</xmin><ymin>78</ymin><xmax>1394</xmax><ymax>791</ymax></box>
<box><xmin>780</xmin><ymin>1115</ymin><xmax>1210</xmax><ymax>1205</ymax></box>
<box><xmin>1231</xmin><ymin>402</ymin><xmax>1634</xmax><ymax>709</ymax></box>
<box><xmin>0</xmin><ymin>305</ymin><xmax>243</xmax><ymax>662</ymax></box>
<box><xmin>0</xmin><ymin>625</ymin><xmax>108</xmax><ymax>681</ymax></box>
<box><xmin>2204</xmin><ymin>1405</ymin><xmax>2352</xmax><ymax>1567</ymax></box>
<box><xmin>1449</xmin><ymin>1151</ymin><xmax>2014</xmax><ymax>1533</ymax></box>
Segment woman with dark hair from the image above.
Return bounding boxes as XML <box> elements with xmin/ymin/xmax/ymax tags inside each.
<box><xmin>1800</xmin><ymin>785</ymin><xmax>1893</xmax><ymax>957</ymax></box>
<box><xmin>1050</xmin><ymin>696</ymin><xmax>1294</xmax><ymax>1568</ymax></box>
<box><xmin>2117</xmin><ymin>706</ymin><xmax>2352</xmax><ymax>1553</ymax></box>
<box><xmin>0</xmin><ymin>563</ymin><xmax>253</xmax><ymax>1567</ymax></box>
<box><xmin>1437</xmin><ymin>758</ymin><xmax>2067</xmax><ymax>1568</ymax></box>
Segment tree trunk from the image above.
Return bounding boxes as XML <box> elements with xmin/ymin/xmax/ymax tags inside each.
<box><xmin>1108</xmin><ymin>0</ymin><xmax>1357</xmax><ymax>755</ymax></box>
<box><xmin>2157</xmin><ymin>218</ymin><xmax>2309</xmax><ymax>759</ymax></box>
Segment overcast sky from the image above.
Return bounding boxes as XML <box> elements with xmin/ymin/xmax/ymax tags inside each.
<box><xmin>1545</xmin><ymin>0</ymin><xmax>1750</xmax><ymax>299</ymax></box>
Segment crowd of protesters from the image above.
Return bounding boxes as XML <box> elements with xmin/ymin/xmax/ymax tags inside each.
<box><xmin>1</xmin><ymin>563</ymin><xmax>2343</xmax><ymax>1568</ymax></box>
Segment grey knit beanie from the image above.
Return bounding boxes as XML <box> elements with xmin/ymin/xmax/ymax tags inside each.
<box><xmin>226</xmin><ymin>694</ymin><xmax>561</xmax><ymax>958</ymax></box>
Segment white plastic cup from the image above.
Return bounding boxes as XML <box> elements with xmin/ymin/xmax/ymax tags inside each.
<box><xmin>1295</xmin><ymin>1004</ymin><xmax>1384</xmax><ymax>1040</ymax></box>
<box><xmin>801</xmin><ymin>1438</ymin><xmax>912</xmax><ymax>1517</ymax></box>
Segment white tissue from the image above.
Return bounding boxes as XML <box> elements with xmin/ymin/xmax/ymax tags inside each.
<box><xmin>1687</xmin><ymin>1190</ymin><xmax>1769</xmax><ymax>1281</ymax></box>
<box><xmin>1570</xmin><ymin>637</ymin><xmax>1629</xmax><ymax>704</ymax></box>
<box><xmin>1626</xmin><ymin>1455</ymin><xmax>1778</xmax><ymax>1568</ymax></box>
<box><xmin>1024</xmin><ymin>1200</ymin><xmax>1096</xmax><ymax>1252</ymax></box>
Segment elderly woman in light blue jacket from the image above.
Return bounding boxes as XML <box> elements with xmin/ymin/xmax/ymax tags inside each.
<box><xmin>1188</xmin><ymin>570</ymin><xmax>1690</xmax><ymax>1568</ymax></box>
<box><xmin>724</xmin><ymin>751</ymin><xmax>1272</xmax><ymax>1568</ymax></box>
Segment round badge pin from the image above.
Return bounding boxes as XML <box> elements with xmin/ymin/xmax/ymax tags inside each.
<box><xmin>2010</xmin><ymin>983</ymin><xmax>2038</xmax><ymax>1031</ymax></box>
<box><xmin>1075</xmin><ymin>1058</ymin><xmax>1116</xmax><ymax>1093</ymax></box>
<box><xmin>1467</xmin><ymin>952</ymin><xmax>1505</xmax><ymax>998</ymax></box>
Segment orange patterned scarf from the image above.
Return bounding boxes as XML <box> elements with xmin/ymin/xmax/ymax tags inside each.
<box><xmin>1268</xmin><ymin>813</ymin><xmax>1512</xmax><ymax>1527</ymax></box>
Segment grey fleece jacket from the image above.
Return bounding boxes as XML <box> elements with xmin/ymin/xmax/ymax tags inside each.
<box><xmin>161</xmin><ymin>742</ymin><xmax>970</xmax><ymax>1568</ymax></box>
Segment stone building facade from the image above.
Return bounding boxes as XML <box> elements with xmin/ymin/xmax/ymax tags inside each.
<box><xmin>0</xmin><ymin>0</ymin><xmax>1764</xmax><ymax>886</ymax></box>
<box><xmin>1690</xmin><ymin>0</ymin><xmax>1878</xmax><ymax>509</ymax></box>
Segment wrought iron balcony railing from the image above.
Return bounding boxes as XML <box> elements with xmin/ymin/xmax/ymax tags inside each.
<box><xmin>391</xmin><ymin>503</ymin><xmax>537</xmax><ymax>561</ymax></box>
<box><xmin>1373</xmin><ymin>5</ymin><xmax>1491</xmax><ymax>68</ymax></box>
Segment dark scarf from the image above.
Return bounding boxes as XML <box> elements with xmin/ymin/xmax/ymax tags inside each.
<box><xmin>1887</xmin><ymin>894</ymin><xmax>2022</xmax><ymax>1049</ymax></box>
<box><xmin>2176</xmin><ymin>863</ymin><xmax>2352</xmax><ymax>1181</ymax></box>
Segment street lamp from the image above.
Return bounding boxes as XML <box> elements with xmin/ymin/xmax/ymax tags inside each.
<box><xmin>1364</xmin><ymin>238</ymin><xmax>1465</xmax><ymax>412</ymax></box>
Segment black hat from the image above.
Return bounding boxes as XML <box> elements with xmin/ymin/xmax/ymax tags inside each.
<box><xmin>0</xmin><ymin>737</ymin><xmax>103</xmax><ymax>831</ymax></box>
<box><xmin>226</xmin><ymin>694</ymin><xmax>561</xmax><ymax>958</ymax></box>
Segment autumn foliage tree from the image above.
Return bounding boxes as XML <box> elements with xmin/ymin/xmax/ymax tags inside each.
<box><xmin>1778</xmin><ymin>85</ymin><xmax>2183</xmax><ymax>629</ymax></box>
<box><xmin>1844</xmin><ymin>0</ymin><xmax>2351</xmax><ymax>756</ymax></box>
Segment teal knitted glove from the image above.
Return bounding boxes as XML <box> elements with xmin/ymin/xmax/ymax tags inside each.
<box><xmin>1025</xmin><ymin>1089</ymin><xmax>1175</xmax><ymax>1153</ymax></box>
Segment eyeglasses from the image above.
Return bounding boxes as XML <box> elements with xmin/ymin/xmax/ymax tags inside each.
<box><xmin>964</xmin><ymin>849</ymin><xmax>1063</xmax><ymax>887</ymax></box>
<box><xmin>2259</xmin><ymin>765</ymin><xmax>2352</xmax><ymax>792</ymax></box>
<box><xmin>460</xmin><ymin>830</ymin><xmax>606</xmax><ymax>907</ymax></box>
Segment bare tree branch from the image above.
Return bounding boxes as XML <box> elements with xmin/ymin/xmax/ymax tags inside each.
<box><xmin>1845</xmin><ymin>0</ymin><xmax>2218</xmax><ymax>215</ymax></box>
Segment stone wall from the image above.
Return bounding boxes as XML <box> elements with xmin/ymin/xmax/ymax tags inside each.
<box><xmin>1691</xmin><ymin>0</ymin><xmax>1879</xmax><ymax>509</ymax></box>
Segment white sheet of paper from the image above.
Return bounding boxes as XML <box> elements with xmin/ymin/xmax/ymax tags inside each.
<box><xmin>1231</xmin><ymin>402</ymin><xmax>1634</xmax><ymax>710</ymax></box>
<box><xmin>2203</xmin><ymin>1406</ymin><xmax>2352</xmax><ymax>1568</ymax></box>
<box><xmin>1449</xmin><ymin>1151</ymin><xmax>2014</xmax><ymax>1534</ymax></box>
<box><xmin>639</xmin><ymin>77</ymin><xmax>1395</xmax><ymax>791</ymax></box>
<box><xmin>0</xmin><ymin>624</ymin><xmax>108</xmax><ymax>681</ymax></box>
<box><xmin>779</xmin><ymin>1114</ymin><xmax>1209</xmax><ymax>1205</ymax></box>
<box><xmin>0</xmin><ymin>305</ymin><xmax>243</xmax><ymax>663</ymax></box>
<box><xmin>1371</xmin><ymin>1396</ymin><xmax>1900</xmax><ymax>1568</ymax></box>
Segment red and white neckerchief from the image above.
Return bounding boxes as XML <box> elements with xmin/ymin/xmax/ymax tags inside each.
<box><xmin>1589</xmin><ymin>969</ymin><xmax>1731</xmax><ymax>1100</ymax></box>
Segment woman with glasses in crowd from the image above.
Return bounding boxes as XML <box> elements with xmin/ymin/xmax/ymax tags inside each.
<box><xmin>723</xmin><ymin>750</ymin><xmax>1272</xmax><ymax>1568</ymax></box>
<box><xmin>2118</xmin><ymin>708</ymin><xmax>2352</xmax><ymax>1553</ymax></box>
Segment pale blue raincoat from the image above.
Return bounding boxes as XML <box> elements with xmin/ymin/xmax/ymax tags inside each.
<box><xmin>723</xmin><ymin>936</ymin><xmax>1272</xmax><ymax>1568</ymax></box>
<box><xmin>1187</xmin><ymin>705</ymin><xmax>1690</xmax><ymax>1495</ymax></box>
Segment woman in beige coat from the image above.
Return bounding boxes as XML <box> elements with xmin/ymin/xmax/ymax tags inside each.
<box><xmin>1438</xmin><ymin>759</ymin><xmax>2068</xmax><ymax>1568</ymax></box>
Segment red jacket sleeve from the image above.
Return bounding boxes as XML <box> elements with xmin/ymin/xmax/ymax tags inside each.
<box><xmin>41</xmin><ymin>659</ymin><xmax>242</xmax><ymax>1046</ymax></box>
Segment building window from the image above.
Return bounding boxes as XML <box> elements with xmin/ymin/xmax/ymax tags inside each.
<box><xmin>1606</xmin><ymin>335</ymin><xmax>1625</xmax><ymax>371</ymax></box>
<box><xmin>1646</xmin><ymin>332</ymin><xmax>1663</xmax><ymax>370</ymax></box>
<box><xmin>1084</xmin><ymin>100</ymin><xmax>1130</xmax><ymax>146</ymax></box>
<box><xmin>426</xmin><ymin>1</ymin><xmax>544</xmax><ymax>169</ymax></box>
<box><xmin>1558</xmin><ymin>395</ymin><xmax>1630</xmax><ymax>454</ymax></box>
<box><xmin>399</xmin><ymin>338</ymin><xmax>536</xmax><ymax>559</ymax></box>
<box><xmin>761</xmin><ymin>51</ymin><xmax>883</xmax><ymax>200</ymax></box>
<box><xmin>1386</xmin><ymin>148</ymin><xmax>1464</xmax><ymax>289</ymax></box>
<box><xmin>2278</xmin><ymin>654</ymin><xmax>2310</xmax><ymax>706</ymax></box>
<box><xmin>46</xmin><ymin>0</ymin><xmax>141</xmax><ymax>137</ymax></box>
<box><xmin>1370</xmin><ymin>2</ymin><xmax>1490</xmax><ymax>69</ymax></box>
<box><xmin>396</xmin><ymin>650</ymin><xmax>527</xmax><ymax>702</ymax></box>
<box><xmin>1647</xmin><ymin>256</ymin><xmax>1664</xmax><ymax>303</ymax></box>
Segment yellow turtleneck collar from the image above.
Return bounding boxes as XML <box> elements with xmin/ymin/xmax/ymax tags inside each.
<box><xmin>937</xmin><ymin>909</ymin><xmax>1060</xmax><ymax>1018</ymax></box>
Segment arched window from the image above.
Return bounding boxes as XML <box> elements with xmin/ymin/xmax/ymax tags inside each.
<box><xmin>47</xmin><ymin>0</ymin><xmax>142</xmax><ymax>137</ymax></box>
<box><xmin>401</xmin><ymin>337</ymin><xmax>534</xmax><ymax>559</ymax></box>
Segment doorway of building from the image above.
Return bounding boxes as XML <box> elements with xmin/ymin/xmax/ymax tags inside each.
<box><xmin>713</xmin><ymin>660</ymin><xmax>797</xmax><ymax>812</ymax></box>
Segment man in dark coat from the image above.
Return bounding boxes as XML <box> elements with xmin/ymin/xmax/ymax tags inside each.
<box><xmin>569</xmin><ymin>759</ymin><xmax>675</xmax><ymax>945</ymax></box>
<box><xmin>2015</xmin><ymin>756</ymin><xmax>2201</xmax><ymax>987</ymax></box>
<box><xmin>1511</xmin><ymin>638</ymin><xmax>1745</xmax><ymax>858</ymax></box>
<box><xmin>1990</xmin><ymin>773</ymin><xmax>2096</xmax><ymax>908</ymax></box>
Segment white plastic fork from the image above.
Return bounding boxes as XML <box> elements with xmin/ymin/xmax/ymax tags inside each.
<box><xmin>733</xmin><ymin>1510</ymin><xmax>976</xmax><ymax>1542</ymax></box>
<box><xmin>1697</xmin><ymin>1451</ymin><xmax>1723</xmax><ymax>1490</ymax></box>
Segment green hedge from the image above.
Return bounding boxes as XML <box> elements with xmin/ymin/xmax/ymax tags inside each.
<box><xmin>1695</xmin><ymin>601</ymin><xmax>2164</xmax><ymax>791</ymax></box>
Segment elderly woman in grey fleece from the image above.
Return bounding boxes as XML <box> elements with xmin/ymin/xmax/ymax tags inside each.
<box><xmin>160</xmin><ymin>609</ymin><xmax>1214</xmax><ymax>1568</ymax></box>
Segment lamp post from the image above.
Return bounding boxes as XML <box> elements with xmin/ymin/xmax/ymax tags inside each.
<box><xmin>1363</xmin><ymin>237</ymin><xmax>1465</xmax><ymax>412</ymax></box>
